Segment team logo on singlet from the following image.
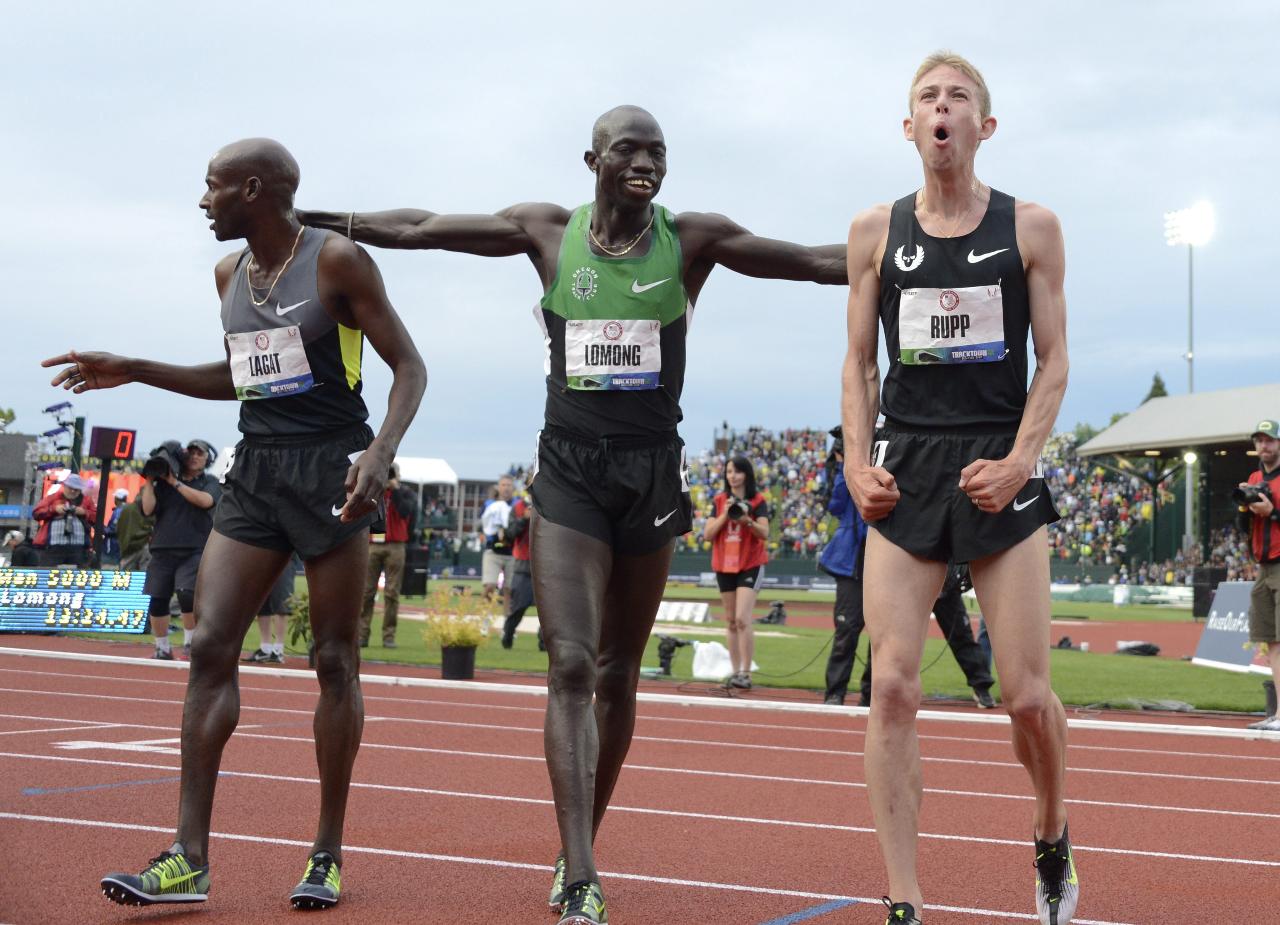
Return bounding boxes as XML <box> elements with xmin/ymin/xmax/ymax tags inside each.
<box><xmin>939</xmin><ymin>290</ymin><xmax>960</xmax><ymax>312</ymax></box>
<box><xmin>894</xmin><ymin>244</ymin><xmax>925</xmax><ymax>272</ymax></box>
<box><xmin>571</xmin><ymin>266</ymin><xmax>599</xmax><ymax>301</ymax></box>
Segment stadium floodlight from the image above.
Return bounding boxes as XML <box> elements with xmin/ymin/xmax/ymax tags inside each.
<box><xmin>1183</xmin><ymin>451</ymin><xmax>1197</xmax><ymax>465</ymax></box>
<box><xmin>42</xmin><ymin>400</ymin><xmax>73</xmax><ymax>414</ymax></box>
<box><xmin>41</xmin><ymin>426</ymin><xmax>69</xmax><ymax>438</ymax></box>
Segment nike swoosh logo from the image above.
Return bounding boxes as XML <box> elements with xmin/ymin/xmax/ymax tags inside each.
<box><xmin>967</xmin><ymin>248</ymin><xmax>1008</xmax><ymax>264</ymax></box>
<box><xmin>331</xmin><ymin>504</ymin><xmax>345</xmax><ymax>517</ymax></box>
<box><xmin>158</xmin><ymin>869</ymin><xmax>199</xmax><ymax>890</ymax></box>
<box><xmin>631</xmin><ymin>278</ymin><xmax>671</xmax><ymax>294</ymax></box>
<box><xmin>276</xmin><ymin>299</ymin><xmax>310</xmax><ymax>316</ymax></box>
<box><xmin>1012</xmin><ymin>495</ymin><xmax>1039</xmax><ymax>512</ymax></box>
<box><xmin>654</xmin><ymin>508</ymin><xmax>678</xmax><ymax>527</ymax></box>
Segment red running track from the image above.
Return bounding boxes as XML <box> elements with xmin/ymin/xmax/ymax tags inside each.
<box><xmin>0</xmin><ymin>643</ymin><xmax>1277</xmax><ymax>924</ymax></box>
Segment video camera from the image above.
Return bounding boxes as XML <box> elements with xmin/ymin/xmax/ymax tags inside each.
<box><xmin>655</xmin><ymin>634</ymin><xmax>691</xmax><ymax>675</ymax></box>
<box><xmin>1233</xmin><ymin>482</ymin><xmax>1273</xmax><ymax>507</ymax></box>
<box><xmin>754</xmin><ymin>600</ymin><xmax>787</xmax><ymax>625</ymax></box>
<box><xmin>724</xmin><ymin>497</ymin><xmax>751</xmax><ymax>521</ymax></box>
<box><xmin>142</xmin><ymin>441</ymin><xmax>185</xmax><ymax>480</ymax></box>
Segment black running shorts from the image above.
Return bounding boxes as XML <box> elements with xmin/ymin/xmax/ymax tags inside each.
<box><xmin>214</xmin><ymin>424</ymin><xmax>377</xmax><ymax>560</ymax></box>
<box><xmin>715</xmin><ymin>566</ymin><xmax>763</xmax><ymax>593</ymax></box>
<box><xmin>529</xmin><ymin>427</ymin><xmax>692</xmax><ymax>556</ymax></box>
<box><xmin>869</xmin><ymin>424</ymin><xmax>1059</xmax><ymax>564</ymax></box>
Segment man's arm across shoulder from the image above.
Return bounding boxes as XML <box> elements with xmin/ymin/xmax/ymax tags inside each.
<box><xmin>841</xmin><ymin>204</ymin><xmax>899</xmax><ymax>522</ymax></box>
<box><xmin>316</xmin><ymin>235</ymin><xmax>427</xmax><ymax>522</ymax></box>
<box><xmin>674</xmin><ymin>211</ymin><xmax>846</xmax><ymax>285</ymax></box>
<box><xmin>300</xmin><ymin>202</ymin><xmax>571</xmax><ymax>259</ymax></box>
<box><xmin>958</xmin><ymin>199</ymin><xmax>1069</xmax><ymax>512</ymax></box>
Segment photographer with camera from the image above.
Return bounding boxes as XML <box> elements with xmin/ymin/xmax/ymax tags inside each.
<box><xmin>703</xmin><ymin>456</ymin><xmax>770</xmax><ymax>690</ymax></box>
<box><xmin>1239</xmin><ymin>419</ymin><xmax>1280</xmax><ymax>730</ymax></box>
<box><xmin>140</xmin><ymin>440</ymin><xmax>221</xmax><ymax>660</ymax></box>
<box><xmin>358</xmin><ymin>463</ymin><xmax>416</xmax><ymax>648</ymax></box>
<box><xmin>33</xmin><ymin>473</ymin><xmax>97</xmax><ymax>567</ymax></box>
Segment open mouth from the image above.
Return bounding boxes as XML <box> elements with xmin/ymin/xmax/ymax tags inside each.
<box><xmin>933</xmin><ymin>125</ymin><xmax>950</xmax><ymax>142</ymax></box>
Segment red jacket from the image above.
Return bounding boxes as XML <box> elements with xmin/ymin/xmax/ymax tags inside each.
<box><xmin>1246</xmin><ymin>468</ymin><xmax>1280</xmax><ymax>564</ymax></box>
<box><xmin>710</xmin><ymin>492</ymin><xmax>769</xmax><ymax>574</ymax></box>
<box><xmin>33</xmin><ymin>489</ymin><xmax>97</xmax><ymax>548</ymax></box>
<box><xmin>511</xmin><ymin>498</ymin><xmax>532</xmax><ymax>561</ymax></box>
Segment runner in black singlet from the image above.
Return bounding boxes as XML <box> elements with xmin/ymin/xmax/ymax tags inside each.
<box><xmin>44</xmin><ymin>138</ymin><xmax>425</xmax><ymax>912</ymax></box>
<box><xmin>300</xmin><ymin>106</ymin><xmax>845</xmax><ymax>925</ymax></box>
<box><xmin>841</xmin><ymin>55</ymin><xmax>1076</xmax><ymax>925</ymax></box>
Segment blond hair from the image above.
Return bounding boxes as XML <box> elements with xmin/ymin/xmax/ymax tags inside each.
<box><xmin>909</xmin><ymin>51</ymin><xmax>991</xmax><ymax>120</ymax></box>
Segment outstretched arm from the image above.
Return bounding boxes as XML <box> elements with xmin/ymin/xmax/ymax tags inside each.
<box><xmin>959</xmin><ymin>203</ymin><xmax>1068</xmax><ymax>512</ymax></box>
<box><xmin>318</xmin><ymin>238</ymin><xmax>427</xmax><ymax>521</ymax></box>
<box><xmin>299</xmin><ymin>202</ymin><xmax>569</xmax><ymax>258</ymax></box>
<box><xmin>677</xmin><ymin>211</ymin><xmax>846</xmax><ymax>284</ymax></box>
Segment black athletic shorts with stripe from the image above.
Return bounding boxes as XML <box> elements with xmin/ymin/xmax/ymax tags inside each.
<box><xmin>213</xmin><ymin>423</ymin><xmax>378</xmax><ymax>560</ymax></box>
<box><xmin>869</xmin><ymin>423</ymin><xmax>1059</xmax><ymax>564</ymax></box>
<box><xmin>530</xmin><ymin>426</ymin><xmax>692</xmax><ymax>556</ymax></box>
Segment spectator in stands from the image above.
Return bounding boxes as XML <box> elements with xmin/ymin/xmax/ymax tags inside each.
<box><xmin>1241</xmin><ymin>419</ymin><xmax>1280</xmax><ymax>731</ymax></box>
<box><xmin>103</xmin><ymin>487</ymin><xmax>128</xmax><ymax>563</ymax></box>
<box><xmin>704</xmin><ymin>456</ymin><xmax>770</xmax><ymax>690</ymax></box>
<box><xmin>116</xmin><ymin>488</ymin><xmax>154</xmax><ymax>572</ymax></box>
<box><xmin>358</xmin><ymin>464</ymin><xmax>416</xmax><ymax>648</ymax></box>
<box><xmin>33</xmin><ymin>473</ymin><xmax>96</xmax><ymax>567</ymax></box>
<box><xmin>819</xmin><ymin>427</ymin><xmax>872</xmax><ymax>706</ymax></box>
<box><xmin>141</xmin><ymin>440</ymin><xmax>221</xmax><ymax>660</ymax></box>
<box><xmin>2</xmin><ymin>530</ymin><xmax>24</xmax><ymax>567</ymax></box>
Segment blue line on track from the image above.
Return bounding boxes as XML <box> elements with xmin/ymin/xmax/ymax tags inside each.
<box><xmin>757</xmin><ymin>899</ymin><xmax>860</xmax><ymax>925</ymax></box>
<box><xmin>23</xmin><ymin>775</ymin><xmax>182</xmax><ymax>796</ymax></box>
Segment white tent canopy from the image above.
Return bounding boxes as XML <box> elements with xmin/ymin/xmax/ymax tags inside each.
<box><xmin>395</xmin><ymin>456</ymin><xmax>457</xmax><ymax>487</ymax></box>
<box><xmin>1077</xmin><ymin>383</ymin><xmax>1280</xmax><ymax>457</ymax></box>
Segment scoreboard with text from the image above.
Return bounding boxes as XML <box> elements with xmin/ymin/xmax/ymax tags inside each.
<box><xmin>0</xmin><ymin>568</ymin><xmax>149</xmax><ymax>634</ymax></box>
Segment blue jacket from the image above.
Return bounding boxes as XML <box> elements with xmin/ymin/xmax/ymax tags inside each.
<box><xmin>818</xmin><ymin>471</ymin><xmax>868</xmax><ymax>579</ymax></box>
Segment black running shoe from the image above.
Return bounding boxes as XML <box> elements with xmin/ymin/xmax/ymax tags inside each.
<box><xmin>242</xmin><ymin>648</ymin><xmax>273</xmax><ymax>663</ymax></box>
<box><xmin>101</xmin><ymin>846</ymin><xmax>209</xmax><ymax>905</ymax></box>
<box><xmin>729</xmin><ymin>672</ymin><xmax>752</xmax><ymax>690</ymax></box>
<box><xmin>548</xmin><ymin>853</ymin><xmax>566</xmax><ymax>910</ymax></box>
<box><xmin>882</xmin><ymin>897</ymin><xmax>922</xmax><ymax>924</ymax></box>
<box><xmin>973</xmin><ymin>687</ymin><xmax>996</xmax><ymax>709</ymax></box>
<box><xmin>1034</xmin><ymin>825</ymin><xmax>1079</xmax><ymax>924</ymax></box>
<box><xmin>152</xmin><ymin>648</ymin><xmax>174</xmax><ymax>661</ymax></box>
<box><xmin>290</xmin><ymin>850</ymin><xmax>341</xmax><ymax>910</ymax></box>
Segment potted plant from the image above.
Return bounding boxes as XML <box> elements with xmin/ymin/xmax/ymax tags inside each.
<box><xmin>422</xmin><ymin>584</ymin><xmax>498</xmax><ymax>680</ymax></box>
<box><xmin>285</xmin><ymin>588</ymin><xmax>313</xmax><ymax>667</ymax></box>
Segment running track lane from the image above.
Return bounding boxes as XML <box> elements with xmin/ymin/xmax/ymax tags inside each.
<box><xmin>0</xmin><ymin>648</ymin><xmax>1276</xmax><ymax>923</ymax></box>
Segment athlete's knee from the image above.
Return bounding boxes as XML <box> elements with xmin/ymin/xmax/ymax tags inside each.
<box><xmin>1003</xmin><ymin>681</ymin><xmax>1056</xmax><ymax>730</ymax></box>
<box><xmin>546</xmin><ymin>639</ymin><xmax>596</xmax><ymax>696</ymax></box>
<box><xmin>594</xmin><ymin>656</ymin><xmax>640</xmax><ymax>705</ymax></box>
<box><xmin>312</xmin><ymin>639</ymin><xmax>359</xmax><ymax>691</ymax></box>
<box><xmin>870</xmin><ymin>665</ymin><xmax>921</xmax><ymax>721</ymax></box>
<box><xmin>187</xmin><ymin>627</ymin><xmax>240</xmax><ymax>681</ymax></box>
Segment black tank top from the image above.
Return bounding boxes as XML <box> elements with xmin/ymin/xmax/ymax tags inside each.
<box><xmin>220</xmin><ymin>227</ymin><xmax>369</xmax><ymax>438</ymax></box>
<box><xmin>878</xmin><ymin>188</ymin><xmax>1030</xmax><ymax>430</ymax></box>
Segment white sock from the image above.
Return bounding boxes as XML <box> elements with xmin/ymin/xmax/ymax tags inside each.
<box><xmin>183</xmin><ymin>627</ymin><xmax>195</xmax><ymax>646</ymax></box>
<box><xmin>272</xmin><ymin>642</ymin><xmax>284</xmax><ymax>656</ymax></box>
<box><xmin>156</xmin><ymin>637</ymin><xmax>171</xmax><ymax>653</ymax></box>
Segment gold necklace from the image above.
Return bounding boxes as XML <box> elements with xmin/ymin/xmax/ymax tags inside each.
<box><xmin>920</xmin><ymin>183</ymin><xmax>984</xmax><ymax>238</ymax></box>
<box><xmin>245</xmin><ymin>226</ymin><xmax>306</xmax><ymax>307</ymax></box>
<box><xmin>588</xmin><ymin>208</ymin><xmax>654</xmax><ymax>257</ymax></box>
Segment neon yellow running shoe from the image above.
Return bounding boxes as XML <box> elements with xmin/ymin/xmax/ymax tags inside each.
<box><xmin>101</xmin><ymin>845</ymin><xmax>210</xmax><ymax>905</ymax></box>
<box><xmin>882</xmin><ymin>897</ymin><xmax>922</xmax><ymax>924</ymax></box>
<box><xmin>558</xmin><ymin>880</ymin><xmax>607</xmax><ymax>925</ymax></box>
<box><xmin>290</xmin><ymin>850</ymin><xmax>341</xmax><ymax>910</ymax></box>
<box><xmin>549</xmin><ymin>853</ymin><xmax>567</xmax><ymax>911</ymax></box>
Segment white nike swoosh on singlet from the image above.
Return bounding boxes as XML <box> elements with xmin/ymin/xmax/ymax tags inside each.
<box><xmin>966</xmin><ymin>248</ymin><xmax>1008</xmax><ymax>264</ymax></box>
<box><xmin>632</xmin><ymin>278</ymin><xmax>671</xmax><ymax>294</ymax></box>
<box><xmin>1012</xmin><ymin>495</ymin><xmax>1039</xmax><ymax>512</ymax></box>
<box><xmin>654</xmin><ymin>509</ymin><xmax>678</xmax><ymax>527</ymax></box>
<box><xmin>276</xmin><ymin>299</ymin><xmax>311</xmax><ymax>316</ymax></box>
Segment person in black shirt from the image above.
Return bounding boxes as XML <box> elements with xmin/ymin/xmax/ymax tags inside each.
<box><xmin>141</xmin><ymin>440</ymin><xmax>221</xmax><ymax>660</ymax></box>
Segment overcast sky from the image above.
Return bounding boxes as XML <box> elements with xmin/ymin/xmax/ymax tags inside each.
<box><xmin>5</xmin><ymin>1</ymin><xmax>1277</xmax><ymax>477</ymax></box>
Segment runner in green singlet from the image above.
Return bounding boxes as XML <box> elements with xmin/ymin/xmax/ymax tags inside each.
<box><xmin>301</xmin><ymin>106</ymin><xmax>845</xmax><ymax>925</ymax></box>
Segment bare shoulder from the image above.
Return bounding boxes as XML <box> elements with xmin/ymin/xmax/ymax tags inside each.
<box><xmin>847</xmin><ymin>203</ymin><xmax>892</xmax><ymax>266</ymax></box>
<box><xmin>497</xmin><ymin>201</ymin><xmax>572</xmax><ymax>228</ymax></box>
<box><xmin>673</xmin><ymin>211</ymin><xmax>747</xmax><ymax>235</ymax></box>
<box><xmin>213</xmin><ymin>250</ymin><xmax>242</xmax><ymax>295</ymax></box>
<box><xmin>1014</xmin><ymin>199</ymin><xmax>1063</xmax><ymax>242</ymax></box>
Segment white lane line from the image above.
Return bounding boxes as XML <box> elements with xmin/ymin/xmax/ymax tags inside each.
<box><xmin>0</xmin><ymin>724</ymin><xmax>128</xmax><ymax>737</ymax></box>
<box><xmin>9</xmin><ymin>683</ymin><xmax>1276</xmax><ymax>787</ymax></box>
<box><xmin>4</xmin><ymin>646</ymin><xmax>1276</xmax><ymax>742</ymax></box>
<box><xmin>4</xmin><ymin>752</ymin><xmax>1275</xmax><ymax>869</ymax></box>
<box><xmin>0</xmin><ymin>811</ymin><xmax>1139</xmax><ymax>922</ymax></box>
<box><xmin>10</xmin><ymin>666</ymin><xmax>1277</xmax><ymax>767</ymax></box>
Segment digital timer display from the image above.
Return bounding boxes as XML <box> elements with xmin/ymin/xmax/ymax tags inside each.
<box><xmin>0</xmin><ymin>568</ymin><xmax>149</xmax><ymax>634</ymax></box>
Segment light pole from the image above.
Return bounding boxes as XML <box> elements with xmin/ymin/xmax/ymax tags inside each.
<box><xmin>1164</xmin><ymin>201</ymin><xmax>1214</xmax><ymax>556</ymax></box>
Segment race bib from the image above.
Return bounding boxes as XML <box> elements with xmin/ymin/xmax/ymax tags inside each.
<box><xmin>564</xmin><ymin>318</ymin><xmax>661</xmax><ymax>390</ymax></box>
<box><xmin>899</xmin><ymin>284</ymin><xmax>1005</xmax><ymax>365</ymax></box>
<box><xmin>226</xmin><ymin>326</ymin><xmax>315</xmax><ymax>400</ymax></box>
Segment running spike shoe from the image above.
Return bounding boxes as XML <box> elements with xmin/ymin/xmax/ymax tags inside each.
<box><xmin>548</xmin><ymin>853</ymin><xmax>567</xmax><ymax>911</ymax></box>
<box><xmin>882</xmin><ymin>897</ymin><xmax>922</xmax><ymax>924</ymax></box>
<box><xmin>101</xmin><ymin>845</ymin><xmax>209</xmax><ymax>905</ymax></box>
<box><xmin>1034</xmin><ymin>825</ymin><xmax>1079</xmax><ymax>924</ymax></box>
<box><xmin>290</xmin><ymin>850</ymin><xmax>341</xmax><ymax>910</ymax></box>
<box><xmin>557</xmin><ymin>880</ymin><xmax>607</xmax><ymax>924</ymax></box>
